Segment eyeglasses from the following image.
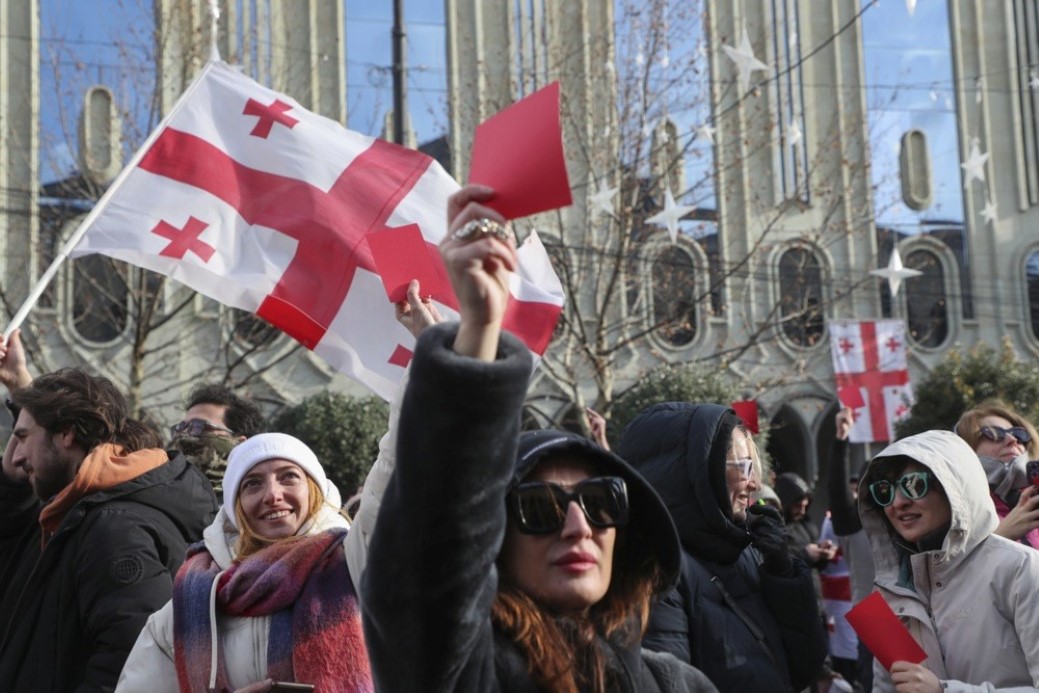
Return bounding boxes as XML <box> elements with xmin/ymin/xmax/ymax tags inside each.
<box><xmin>868</xmin><ymin>471</ymin><xmax>931</xmax><ymax>507</ymax></box>
<box><xmin>507</xmin><ymin>476</ymin><xmax>629</xmax><ymax>535</ymax></box>
<box><xmin>170</xmin><ymin>418</ymin><xmax>235</xmax><ymax>438</ymax></box>
<box><xmin>978</xmin><ymin>425</ymin><xmax>1031</xmax><ymax>445</ymax></box>
<box><xmin>726</xmin><ymin>458</ymin><xmax>754</xmax><ymax>477</ymax></box>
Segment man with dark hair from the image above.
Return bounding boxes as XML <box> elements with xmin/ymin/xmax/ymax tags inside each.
<box><xmin>0</xmin><ymin>362</ymin><xmax>217</xmax><ymax>691</ymax></box>
<box><xmin>169</xmin><ymin>382</ymin><xmax>265</xmax><ymax>492</ymax></box>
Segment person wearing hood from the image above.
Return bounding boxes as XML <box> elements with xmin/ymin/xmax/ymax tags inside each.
<box><xmin>618</xmin><ymin>402</ymin><xmax>828</xmax><ymax>692</ymax></box>
<box><xmin>775</xmin><ymin>472</ymin><xmax>838</xmax><ymax>571</ymax></box>
<box><xmin>361</xmin><ymin>185</ymin><xmax>717</xmax><ymax>692</ymax></box>
<box><xmin>858</xmin><ymin>430</ymin><xmax>1039</xmax><ymax>692</ymax></box>
<box><xmin>954</xmin><ymin>401</ymin><xmax>1039</xmax><ymax>549</ymax></box>
<box><xmin>0</xmin><ymin>366</ymin><xmax>218</xmax><ymax>692</ymax></box>
<box><xmin>117</xmin><ymin>432</ymin><xmax>373</xmax><ymax>692</ymax></box>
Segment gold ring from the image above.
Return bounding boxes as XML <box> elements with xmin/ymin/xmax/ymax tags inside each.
<box><xmin>452</xmin><ymin>218</ymin><xmax>513</xmax><ymax>243</ymax></box>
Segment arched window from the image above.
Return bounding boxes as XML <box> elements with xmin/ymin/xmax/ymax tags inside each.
<box><xmin>778</xmin><ymin>248</ymin><xmax>824</xmax><ymax>347</ymax></box>
<box><xmin>232</xmin><ymin>310</ymin><xmax>280</xmax><ymax>350</ymax></box>
<box><xmin>904</xmin><ymin>248</ymin><xmax>947</xmax><ymax>347</ymax></box>
<box><xmin>651</xmin><ymin>246</ymin><xmax>697</xmax><ymax>346</ymax></box>
<box><xmin>1027</xmin><ymin>250</ymin><xmax>1039</xmax><ymax>341</ymax></box>
<box><xmin>71</xmin><ymin>256</ymin><xmax>128</xmax><ymax>342</ymax></box>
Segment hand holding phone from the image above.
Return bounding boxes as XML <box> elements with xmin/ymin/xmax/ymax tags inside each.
<box><xmin>1027</xmin><ymin>460</ymin><xmax>1039</xmax><ymax>487</ymax></box>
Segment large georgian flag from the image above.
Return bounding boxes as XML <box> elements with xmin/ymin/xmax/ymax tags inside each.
<box><xmin>69</xmin><ymin>61</ymin><xmax>565</xmax><ymax>400</ymax></box>
<box><xmin>829</xmin><ymin>319</ymin><xmax>914</xmax><ymax>443</ymax></box>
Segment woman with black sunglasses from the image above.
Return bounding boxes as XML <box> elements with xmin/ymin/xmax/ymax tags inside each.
<box><xmin>858</xmin><ymin>430</ymin><xmax>1039</xmax><ymax>692</ymax></box>
<box><xmin>953</xmin><ymin>401</ymin><xmax>1039</xmax><ymax>549</ymax></box>
<box><xmin>361</xmin><ymin>185</ymin><xmax>716</xmax><ymax>692</ymax></box>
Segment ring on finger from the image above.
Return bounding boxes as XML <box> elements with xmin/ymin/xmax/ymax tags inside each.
<box><xmin>453</xmin><ymin>217</ymin><xmax>513</xmax><ymax>244</ymax></box>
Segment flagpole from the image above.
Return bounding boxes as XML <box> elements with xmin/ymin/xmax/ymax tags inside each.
<box><xmin>3</xmin><ymin>61</ymin><xmax>223</xmax><ymax>341</ymax></box>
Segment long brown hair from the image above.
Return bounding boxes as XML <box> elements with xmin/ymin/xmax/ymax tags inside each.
<box><xmin>491</xmin><ymin>523</ymin><xmax>662</xmax><ymax>692</ymax></box>
<box><xmin>233</xmin><ymin>475</ymin><xmax>325</xmax><ymax>558</ymax></box>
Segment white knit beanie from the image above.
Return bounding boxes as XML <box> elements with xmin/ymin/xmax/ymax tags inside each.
<box><xmin>223</xmin><ymin>432</ymin><xmax>329</xmax><ymax>528</ymax></box>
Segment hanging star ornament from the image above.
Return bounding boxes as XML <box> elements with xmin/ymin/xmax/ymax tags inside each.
<box><xmin>870</xmin><ymin>247</ymin><xmax>922</xmax><ymax>297</ymax></box>
<box><xmin>1029</xmin><ymin>69</ymin><xmax>1039</xmax><ymax>90</ymax></box>
<box><xmin>787</xmin><ymin>119</ymin><xmax>803</xmax><ymax>147</ymax></box>
<box><xmin>980</xmin><ymin>197</ymin><xmax>998</xmax><ymax>225</ymax></box>
<box><xmin>647</xmin><ymin>188</ymin><xmax>696</xmax><ymax>244</ymax></box>
<box><xmin>696</xmin><ymin>123</ymin><xmax>716</xmax><ymax>144</ymax></box>
<box><xmin>960</xmin><ymin>137</ymin><xmax>989</xmax><ymax>189</ymax></box>
<box><xmin>588</xmin><ymin>180</ymin><xmax>618</xmax><ymax>218</ymax></box>
<box><xmin>722</xmin><ymin>26</ymin><xmax>769</xmax><ymax>94</ymax></box>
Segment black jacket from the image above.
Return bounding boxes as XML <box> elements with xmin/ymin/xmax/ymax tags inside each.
<box><xmin>0</xmin><ymin>451</ymin><xmax>217</xmax><ymax>692</ymax></box>
<box><xmin>361</xmin><ymin>324</ymin><xmax>717</xmax><ymax>693</ymax></box>
<box><xmin>618</xmin><ymin>402</ymin><xmax>828</xmax><ymax>692</ymax></box>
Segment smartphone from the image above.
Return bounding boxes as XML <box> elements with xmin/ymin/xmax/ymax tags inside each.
<box><xmin>1027</xmin><ymin>460</ymin><xmax>1039</xmax><ymax>487</ymax></box>
<box><xmin>270</xmin><ymin>683</ymin><xmax>315</xmax><ymax>692</ymax></box>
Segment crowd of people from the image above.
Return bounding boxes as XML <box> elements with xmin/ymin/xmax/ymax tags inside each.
<box><xmin>0</xmin><ymin>183</ymin><xmax>1037</xmax><ymax>692</ymax></box>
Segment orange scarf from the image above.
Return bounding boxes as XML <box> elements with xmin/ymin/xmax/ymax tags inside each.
<box><xmin>39</xmin><ymin>443</ymin><xmax>167</xmax><ymax>541</ymax></box>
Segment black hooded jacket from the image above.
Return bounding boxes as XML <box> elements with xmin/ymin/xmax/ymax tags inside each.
<box><xmin>618</xmin><ymin>402</ymin><xmax>828</xmax><ymax>692</ymax></box>
<box><xmin>0</xmin><ymin>451</ymin><xmax>217</xmax><ymax>692</ymax></box>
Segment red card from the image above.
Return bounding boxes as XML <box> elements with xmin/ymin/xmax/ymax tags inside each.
<box><xmin>845</xmin><ymin>592</ymin><xmax>927</xmax><ymax>671</ymax></box>
<box><xmin>468</xmin><ymin>81</ymin><xmax>573</xmax><ymax>219</ymax></box>
<box><xmin>838</xmin><ymin>385</ymin><xmax>866</xmax><ymax>410</ymax></box>
<box><xmin>731</xmin><ymin>400</ymin><xmax>760</xmax><ymax>434</ymax></box>
<box><xmin>366</xmin><ymin>224</ymin><xmax>447</xmax><ymax>303</ymax></box>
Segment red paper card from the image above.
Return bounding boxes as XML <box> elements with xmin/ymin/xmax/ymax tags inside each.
<box><xmin>845</xmin><ymin>592</ymin><xmax>927</xmax><ymax>671</ymax></box>
<box><xmin>838</xmin><ymin>385</ymin><xmax>866</xmax><ymax>410</ymax></box>
<box><xmin>366</xmin><ymin>224</ymin><xmax>446</xmax><ymax>303</ymax></box>
<box><xmin>468</xmin><ymin>81</ymin><xmax>573</xmax><ymax>219</ymax></box>
<box><xmin>731</xmin><ymin>400</ymin><xmax>760</xmax><ymax>434</ymax></box>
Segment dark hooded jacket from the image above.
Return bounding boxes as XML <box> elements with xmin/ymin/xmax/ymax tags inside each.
<box><xmin>774</xmin><ymin>472</ymin><xmax>828</xmax><ymax>570</ymax></box>
<box><xmin>362</xmin><ymin>324</ymin><xmax>717</xmax><ymax>693</ymax></box>
<box><xmin>618</xmin><ymin>402</ymin><xmax>827</xmax><ymax>692</ymax></box>
<box><xmin>0</xmin><ymin>451</ymin><xmax>217</xmax><ymax>692</ymax></box>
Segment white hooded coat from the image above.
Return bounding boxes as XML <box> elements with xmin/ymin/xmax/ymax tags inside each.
<box><xmin>858</xmin><ymin>430</ymin><xmax>1039</xmax><ymax>692</ymax></box>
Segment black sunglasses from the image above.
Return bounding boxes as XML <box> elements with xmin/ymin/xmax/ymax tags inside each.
<box><xmin>868</xmin><ymin>471</ymin><xmax>931</xmax><ymax>507</ymax></box>
<box><xmin>170</xmin><ymin>418</ymin><xmax>235</xmax><ymax>438</ymax></box>
<box><xmin>979</xmin><ymin>425</ymin><xmax>1031</xmax><ymax>445</ymax></box>
<box><xmin>507</xmin><ymin>476</ymin><xmax>629</xmax><ymax>535</ymax></box>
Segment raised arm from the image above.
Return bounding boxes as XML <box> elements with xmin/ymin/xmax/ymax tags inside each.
<box><xmin>361</xmin><ymin>186</ymin><xmax>533</xmax><ymax>691</ymax></box>
<box><xmin>828</xmin><ymin>407</ymin><xmax>861</xmax><ymax>536</ymax></box>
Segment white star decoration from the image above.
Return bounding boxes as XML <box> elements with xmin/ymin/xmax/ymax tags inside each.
<box><xmin>647</xmin><ymin>188</ymin><xmax>696</xmax><ymax>244</ymax></box>
<box><xmin>980</xmin><ymin>198</ymin><xmax>998</xmax><ymax>225</ymax></box>
<box><xmin>787</xmin><ymin>119</ymin><xmax>803</xmax><ymax>147</ymax></box>
<box><xmin>870</xmin><ymin>247</ymin><xmax>922</xmax><ymax>298</ymax></box>
<box><xmin>960</xmin><ymin>137</ymin><xmax>989</xmax><ymax>189</ymax></box>
<box><xmin>696</xmin><ymin>123</ymin><xmax>716</xmax><ymax>144</ymax></box>
<box><xmin>1029</xmin><ymin>70</ymin><xmax>1039</xmax><ymax>90</ymax></box>
<box><xmin>588</xmin><ymin>180</ymin><xmax>618</xmax><ymax>218</ymax></box>
<box><xmin>722</xmin><ymin>26</ymin><xmax>769</xmax><ymax>94</ymax></box>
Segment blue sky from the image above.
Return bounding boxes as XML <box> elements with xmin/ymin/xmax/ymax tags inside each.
<box><xmin>38</xmin><ymin>0</ymin><xmax>448</xmax><ymax>183</ymax></box>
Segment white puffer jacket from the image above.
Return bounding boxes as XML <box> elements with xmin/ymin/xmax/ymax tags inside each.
<box><xmin>858</xmin><ymin>430</ymin><xmax>1039</xmax><ymax>693</ymax></box>
<box><xmin>116</xmin><ymin>374</ymin><xmax>405</xmax><ymax>692</ymax></box>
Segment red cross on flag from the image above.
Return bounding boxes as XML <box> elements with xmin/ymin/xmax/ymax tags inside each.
<box><xmin>829</xmin><ymin>319</ymin><xmax>914</xmax><ymax>443</ymax></box>
<box><xmin>67</xmin><ymin>61</ymin><xmax>565</xmax><ymax>400</ymax></box>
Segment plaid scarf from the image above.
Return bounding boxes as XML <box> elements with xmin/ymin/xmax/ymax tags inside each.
<box><xmin>172</xmin><ymin>527</ymin><xmax>372</xmax><ymax>692</ymax></box>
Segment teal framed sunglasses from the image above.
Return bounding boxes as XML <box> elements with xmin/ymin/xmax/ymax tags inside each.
<box><xmin>868</xmin><ymin>471</ymin><xmax>931</xmax><ymax>507</ymax></box>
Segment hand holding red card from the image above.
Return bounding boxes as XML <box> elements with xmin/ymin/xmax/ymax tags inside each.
<box><xmin>367</xmin><ymin>225</ymin><xmax>448</xmax><ymax>303</ymax></box>
<box><xmin>845</xmin><ymin>592</ymin><xmax>927</xmax><ymax>671</ymax></box>
<box><xmin>838</xmin><ymin>385</ymin><xmax>866</xmax><ymax>410</ymax></box>
<box><xmin>468</xmin><ymin>82</ymin><xmax>572</xmax><ymax>219</ymax></box>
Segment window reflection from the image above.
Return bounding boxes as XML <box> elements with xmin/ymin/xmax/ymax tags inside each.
<box><xmin>778</xmin><ymin>248</ymin><xmax>825</xmax><ymax>347</ymax></box>
<box><xmin>904</xmin><ymin>249</ymin><xmax>948</xmax><ymax>348</ymax></box>
<box><xmin>1028</xmin><ymin>251</ymin><xmax>1039</xmax><ymax>341</ymax></box>
<box><xmin>651</xmin><ymin>246</ymin><xmax>697</xmax><ymax>346</ymax></box>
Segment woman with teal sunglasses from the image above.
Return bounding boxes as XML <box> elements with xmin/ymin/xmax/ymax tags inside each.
<box><xmin>857</xmin><ymin>430</ymin><xmax>1039</xmax><ymax>692</ymax></box>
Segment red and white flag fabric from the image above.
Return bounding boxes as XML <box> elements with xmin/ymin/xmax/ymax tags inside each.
<box><xmin>829</xmin><ymin>319</ymin><xmax>913</xmax><ymax>443</ymax></box>
<box><xmin>69</xmin><ymin>61</ymin><xmax>565</xmax><ymax>400</ymax></box>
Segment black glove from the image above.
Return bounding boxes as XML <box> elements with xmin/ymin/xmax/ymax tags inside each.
<box><xmin>746</xmin><ymin>504</ymin><xmax>793</xmax><ymax>576</ymax></box>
